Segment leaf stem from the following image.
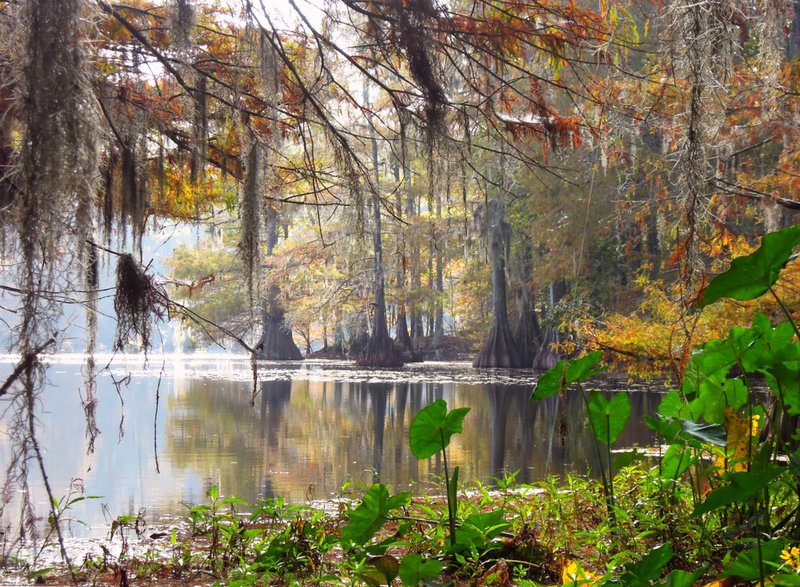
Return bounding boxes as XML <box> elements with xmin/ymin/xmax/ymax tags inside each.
<box><xmin>440</xmin><ymin>427</ymin><xmax>457</xmax><ymax>547</ymax></box>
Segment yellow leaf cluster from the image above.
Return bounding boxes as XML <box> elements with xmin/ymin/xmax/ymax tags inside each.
<box><xmin>561</xmin><ymin>560</ymin><xmax>600</xmax><ymax>586</ymax></box>
<box><xmin>715</xmin><ymin>407</ymin><xmax>760</xmax><ymax>474</ymax></box>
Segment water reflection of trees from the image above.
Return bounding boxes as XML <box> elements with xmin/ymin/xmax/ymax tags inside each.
<box><xmin>164</xmin><ymin>373</ymin><xmax>663</xmax><ymax>505</ymax></box>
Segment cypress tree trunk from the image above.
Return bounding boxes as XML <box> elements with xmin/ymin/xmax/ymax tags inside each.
<box><xmin>473</xmin><ymin>198</ymin><xmax>525</xmax><ymax>368</ymax></box>
<box><xmin>255</xmin><ymin>286</ymin><xmax>302</xmax><ymax>360</ymax></box>
<box><xmin>256</xmin><ymin>200</ymin><xmax>301</xmax><ymax>360</ymax></box>
<box><xmin>358</xmin><ymin>79</ymin><xmax>403</xmax><ymax>367</ymax></box>
<box><xmin>393</xmin><ymin>151</ymin><xmax>418</xmax><ymax>360</ymax></box>
<box><xmin>532</xmin><ymin>282</ymin><xmax>564</xmax><ymax>370</ymax></box>
<box><xmin>358</xmin><ymin>192</ymin><xmax>404</xmax><ymax>367</ymax></box>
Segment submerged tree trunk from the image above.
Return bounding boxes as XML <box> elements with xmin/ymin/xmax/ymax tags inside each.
<box><xmin>532</xmin><ymin>282</ymin><xmax>565</xmax><ymax>370</ymax></box>
<box><xmin>515</xmin><ymin>290</ymin><xmax>542</xmax><ymax>367</ymax></box>
<box><xmin>395</xmin><ymin>303</ymin><xmax>421</xmax><ymax>362</ymax></box>
<box><xmin>358</xmin><ymin>193</ymin><xmax>404</xmax><ymax>367</ymax></box>
<box><xmin>474</xmin><ymin>198</ymin><xmax>525</xmax><ymax>368</ymax></box>
<box><xmin>255</xmin><ymin>286</ymin><xmax>302</xmax><ymax>360</ymax></box>
<box><xmin>393</xmin><ymin>152</ymin><xmax>419</xmax><ymax>361</ymax></box>
<box><xmin>255</xmin><ymin>198</ymin><xmax>301</xmax><ymax>360</ymax></box>
<box><xmin>513</xmin><ymin>245</ymin><xmax>541</xmax><ymax>366</ymax></box>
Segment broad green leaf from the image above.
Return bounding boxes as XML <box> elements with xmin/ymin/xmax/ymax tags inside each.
<box><xmin>355</xmin><ymin>567</ymin><xmax>389</xmax><ymax>587</ymax></box>
<box><xmin>694</xmin><ymin>466</ymin><xmax>786</xmax><ymax>516</ymax></box>
<box><xmin>680</xmin><ymin>420</ymin><xmax>726</xmax><ymax>446</ymax></box>
<box><xmin>399</xmin><ymin>553</ymin><xmax>443</xmax><ymax>585</ymax></box>
<box><xmin>747</xmin><ymin>314</ymin><xmax>800</xmax><ymax>368</ymax></box>
<box><xmin>462</xmin><ymin>509</ymin><xmax>509</xmax><ymax>538</ymax></box>
<box><xmin>657</xmin><ymin>567</ymin><xmax>706</xmax><ymax>587</ymax></box>
<box><xmin>615</xmin><ymin>544</ymin><xmax>674</xmax><ymax>586</ymax></box>
<box><xmin>369</xmin><ymin>554</ymin><xmax>400</xmax><ymax>584</ymax></box>
<box><xmin>341</xmin><ymin>483</ymin><xmax>411</xmax><ymax>547</ymax></box>
<box><xmin>587</xmin><ymin>391</ymin><xmax>630</xmax><ymax>445</ymax></box>
<box><xmin>646</xmin><ymin>415</ymin><xmax>682</xmax><ymax>442</ymax></box>
<box><xmin>409</xmin><ymin>400</ymin><xmax>470</xmax><ymax>460</ymax></box>
<box><xmin>658</xmin><ymin>391</ymin><xmax>684</xmax><ymax>419</ymax></box>
<box><xmin>721</xmin><ymin>539</ymin><xmax>785</xmax><ymax>580</ymax></box>
<box><xmin>767</xmin><ymin>364</ymin><xmax>800</xmax><ymax>415</ymax></box>
<box><xmin>688</xmin><ymin>331</ymin><xmax>750</xmax><ymax>379</ymax></box>
<box><xmin>661</xmin><ymin>444</ymin><xmax>696</xmax><ymax>480</ymax></box>
<box><xmin>698</xmin><ymin>225</ymin><xmax>800</xmax><ymax>307</ymax></box>
<box><xmin>531</xmin><ymin>351</ymin><xmax>606</xmax><ymax>400</ymax></box>
<box><xmin>767</xmin><ymin>573</ymin><xmax>800</xmax><ymax>586</ymax></box>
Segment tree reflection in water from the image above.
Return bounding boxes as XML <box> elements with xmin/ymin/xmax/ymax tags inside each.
<box><xmin>0</xmin><ymin>359</ymin><xmax>664</xmax><ymax>531</ymax></box>
<box><xmin>259</xmin><ymin>378</ymin><xmax>292</xmax><ymax>499</ymax></box>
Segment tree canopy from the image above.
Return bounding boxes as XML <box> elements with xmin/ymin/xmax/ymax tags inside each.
<box><xmin>1</xmin><ymin>0</ymin><xmax>798</xmax><ymax>371</ymax></box>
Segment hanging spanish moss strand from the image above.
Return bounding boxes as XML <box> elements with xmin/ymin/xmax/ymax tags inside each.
<box><xmin>241</xmin><ymin>140</ymin><xmax>263</xmax><ymax>310</ymax></box>
<box><xmin>259</xmin><ymin>31</ymin><xmax>281</xmax><ymax>257</ymax></box>
<box><xmin>83</xmin><ymin>239</ymin><xmax>100</xmax><ymax>454</ymax></box>
<box><xmin>169</xmin><ymin>0</ymin><xmax>195</xmax><ymax>51</ymax></box>
<box><xmin>11</xmin><ymin>0</ymin><xmax>101</xmax><ymax>574</ymax></box>
<box><xmin>663</xmin><ymin>0</ymin><xmax>739</xmax><ymax>362</ymax></box>
<box><xmin>756</xmin><ymin>0</ymin><xmax>789</xmax><ymax>92</ymax></box>
<box><xmin>102</xmin><ymin>151</ymin><xmax>116</xmax><ymax>244</ymax></box>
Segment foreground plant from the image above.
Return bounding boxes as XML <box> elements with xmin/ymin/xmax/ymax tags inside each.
<box><xmin>538</xmin><ymin>225</ymin><xmax>800</xmax><ymax>586</ymax></box>
<box><xmin>531</xmin><ymin>351</ymin><xmax>631</xmax><ymax>521</ymax></box>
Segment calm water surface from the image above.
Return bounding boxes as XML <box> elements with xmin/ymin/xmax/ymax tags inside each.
<box><xmin>0</xmin><ymin>354</ymin><xmax>664</xmax><ymax>536</ymax></box>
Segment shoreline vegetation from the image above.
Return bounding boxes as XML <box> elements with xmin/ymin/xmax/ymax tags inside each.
<box><xmin>0</xmin><ymin>470</ymin><xmax>716</xmax><ymax>586</ymax></box>
<box><xmin>2</xmin><ymin>460</ymin><xmax>799</xmax><ymax>586</ymax></box>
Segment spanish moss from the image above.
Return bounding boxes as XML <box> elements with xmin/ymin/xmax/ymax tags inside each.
<box><xmin>113</xmin><ymin>253</ymin><xmax>167</xmax><ymax>353</ymax></box>
<box><xmin>240</xmin><ymin>140</ymin><xmax>263</xmax><ymax>309</ymax></box>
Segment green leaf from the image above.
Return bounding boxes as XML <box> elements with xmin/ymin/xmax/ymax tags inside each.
<box><xmin>661</xmin><ymin>444</ymin><xmax>697</xmax><ymax>480</ymax></box>
<box><xmin>409</xmin><ymin>400</ymin><xmax>470</xmax><ymax>460</ymax></box>
<box><xmin>341</xmin><ymin>483</ymin><xmax>411</xmax><ymax>547</ymax></box>
<box><xmin>587</xmin><ymin>391</ymin><xmax>631</xmax><ymax>445</ymax></box>
<box><xmin>645</xmin><ymin>415</ymin><xmax>681</xmax><ymax>442</ymax></box>
<box><xmin>462</xmin><ymin>509</ymin><xmax>510</xmax><ymax>539</ymax></box>
<box><xmin>746</xmin><ymin>314</ymin><xmax>800</xmax><ymax>369</ymax></box>
<box><xmin>658</xmin><ymin>391</ymin><xmax>685</xmax><ymax>419</ymax></box>
<box><xmin>399</xmin><ymin>553</ymin><xmax>443</xmax><ymax>585</ymax></box>
<box><xmin>768</xmin><ymin>364</ymin><xmax>800</xmax><ymax>415</ymax></box>
<box><xmin>698</xmin><ymin>225</ymin><xmax>800</xmax><ymax>307</ymax></box>
<box><xmin>657</xmin><ymin>567</ymin><xmax>706</xmax><ymax>587</ymax></box>
<box><xmin>369</xmin><ymin>554</ymin><xmax>400</xmax><ymax>584</ymax></box>
<box><xmin>694</xmin><ymin>466</ymin><xmax>786</xmax><ymax>516</ymax></box>
<box><xmin>454</xmin><ymin>509</ymin><xmax>510</xmax><ymax>550</ymax></box>
<box><xmin>768</xmin><ymin>573</ymin><xmax>800</xmax><ymax>586</ymax></box>
<box><xmin>721</xmin><ymin>539</ymin><xmax>785</xmax><ymax>580</ymax></box>
<box><xmin>531</xmin><ymin>351</ymin><xmax>606</xmax><ymax>400</ymax></box>
<box><xmin>680</xmin><ymin>420</ymin><xmax>726</xmax><ymax>446</ymax></box>
<box><xmin>355</xmin><ymin>567</ymin><xmax>389</xmax><ymax>587</ymax></box>
<box><xmin>28</xmin><ymin>568</ymin><xmax>54</xmax><ymax>580</ymax></box>
<box><xmin>615</xmin><ymin>544</ymin><xmax>674</xmax><ymax>586</ymax></box>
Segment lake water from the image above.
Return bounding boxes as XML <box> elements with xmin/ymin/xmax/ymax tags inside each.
<box><xmin>0</xmin><ymin>354</ymin><xmax>664</xmax><ymax>537</ymax></box>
